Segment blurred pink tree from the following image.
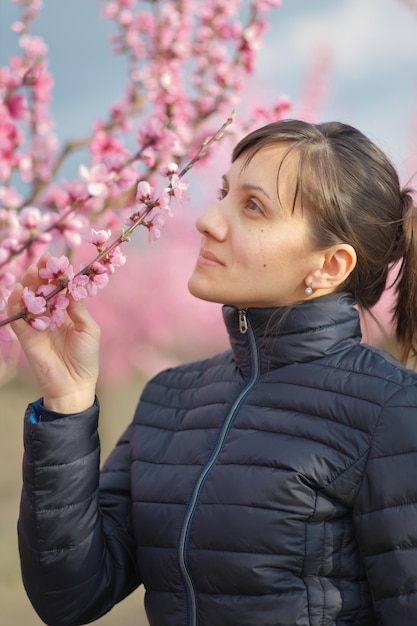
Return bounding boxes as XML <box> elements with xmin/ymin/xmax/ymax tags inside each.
<box><xmin>3</xmin><ymin>1</ymin><xmax>412</xmax><ymax>383</ymax></box>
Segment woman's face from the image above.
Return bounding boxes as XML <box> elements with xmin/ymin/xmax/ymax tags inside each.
<box><xmin>188</xmin><ymin>144</ymin><xmax>324</xmax><ymax>309</ymax></box>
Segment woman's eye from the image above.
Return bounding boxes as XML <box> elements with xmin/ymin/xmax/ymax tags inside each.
<box><xmin>217</xmin><ymin>188</ymin><xmax>228</xmax><ymax>200</ymax></box>
<box><xmin>246</xmin><ymin>199</ymin><xmax>262</xmax><ymax>214</ymax></box>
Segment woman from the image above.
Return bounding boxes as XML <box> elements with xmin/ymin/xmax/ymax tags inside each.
<box><xmin>9</xmin><ymin>120</ymin><xmax>417</xmax><ymax>625</ymax></box>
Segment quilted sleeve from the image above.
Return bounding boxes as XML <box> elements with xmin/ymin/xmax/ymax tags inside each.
<box><xmin>18</xmin><ymin>401</ymin><xmax>140</xmax><ymax>626</ymax></box>
<box><xmin>353</xmin><ymin>381</ymin><xmax>417</xmax><ymax>625</ymax></box>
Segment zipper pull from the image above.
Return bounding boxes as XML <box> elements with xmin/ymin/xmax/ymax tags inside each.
<box><xmin>239</xmin><ymin>309</ymin><xmax>248</xmax><ymax>334</ymax></box>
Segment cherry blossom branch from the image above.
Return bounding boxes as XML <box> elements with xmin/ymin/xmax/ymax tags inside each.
<box><xmin>0</xmin><ymin>115</ymin><xmax>233</xmax><ymax>335</ymax></box>
<box><xmin>21</xmin><ymin>91</ymin><xmax>147</xmax><ymax>208</ymax></box>
<box><xmin>178</xmin><ymin>112</ymin><xmax>235</xmax><ymax>178</ymax></box>
<box><xmin>0</xmin><ymin>0</ymin><xmax>289</xmax><ymax>379</ymax></box>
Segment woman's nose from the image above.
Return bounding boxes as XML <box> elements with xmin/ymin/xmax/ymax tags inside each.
<box><xmin>196</xmin><ymin>200</ymin><xmax>228</xmax><ymax>241</ymax></box>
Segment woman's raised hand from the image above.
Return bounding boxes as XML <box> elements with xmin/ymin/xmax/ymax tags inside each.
<box><xmin>7</xmin><ymin>255</ymin><xmax>101</xmax><ymax>414</ymax></box>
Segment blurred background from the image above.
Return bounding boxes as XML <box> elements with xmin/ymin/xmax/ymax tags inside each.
<box><xmin>1</xmin><ymin>0</ymin><xmax>417</xmax><ymax>623</ymax></box>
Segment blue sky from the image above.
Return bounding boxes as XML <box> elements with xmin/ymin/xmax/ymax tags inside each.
<box><xmin>1</xmin><ymin>0</ymin><xmax>417</xmax><ymax>181</ymax></box>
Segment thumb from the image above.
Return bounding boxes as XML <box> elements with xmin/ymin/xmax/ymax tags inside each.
<box><xmin>7</xmin><ymin>282</ymin><xmax>24</xmax><ymax>318</ymax></box>
<box><xmin>7</xmin><ymin>282</ymin><xmax>29</xmax><ymax>336</ymax></box>
<box><xmin>7</xmin><ymin>262</ymin><xmax>40</xmax><ymax>321</ymax></box>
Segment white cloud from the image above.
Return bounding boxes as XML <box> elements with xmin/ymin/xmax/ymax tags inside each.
<box><xmin>254</xmin><ymin>0</ymin><xmax>417</xmax><ymax>169</ymax></box>
<box><xmin>261</xmin><ymin>0</ymin><xmax>417</xmax><ymax>79</ymax></box>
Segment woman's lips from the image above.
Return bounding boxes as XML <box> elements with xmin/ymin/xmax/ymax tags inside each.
<box><xmin>197</xmin><ymin>249</ymin><xmax>224</xmax><ymax>266</ymax></box>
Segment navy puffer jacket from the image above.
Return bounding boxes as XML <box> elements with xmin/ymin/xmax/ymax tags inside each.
<box><xmin>19</xmin><ymin>293</ymin><xmax>417</xmax><ymax>625</ymax></box>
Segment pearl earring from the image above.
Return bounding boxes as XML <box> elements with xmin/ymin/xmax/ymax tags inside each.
<box><xmin>305</xmin><ymin>282</ymin><xmax>313</xmax><ymax>296</ymax></box>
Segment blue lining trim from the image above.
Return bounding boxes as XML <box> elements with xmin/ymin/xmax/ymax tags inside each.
<box><xmin>28</xmin><ymin>398</ymin><xmax>43</xmax><ymax>424</ymax></box>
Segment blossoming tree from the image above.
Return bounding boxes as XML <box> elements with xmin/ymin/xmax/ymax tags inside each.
<box><xmin>0</xmin><ymin>0</ymin><xmax>303</xmax><ymax>384</ymax></box>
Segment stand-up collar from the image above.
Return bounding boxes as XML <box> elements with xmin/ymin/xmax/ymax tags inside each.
<box><xmin>223</xmin><ymin>292</ymin><xmax>362</xmax><ymax>378</ymax></box>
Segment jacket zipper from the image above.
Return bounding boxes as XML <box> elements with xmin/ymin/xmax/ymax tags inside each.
<box><xmin>239</xmin><ymin>308</ymin><xmax>248</xmax><ymax>333</ymax></box>
<box><xmin>178</xmin><ymin>308</ymin><xmax>259</xmax><ymax>626</ymax></box>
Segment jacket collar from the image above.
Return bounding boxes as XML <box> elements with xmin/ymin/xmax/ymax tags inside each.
<box><xmin>222</xmin><ymin>292</ymin><xmax>362</xmax><ymax>378</ymax></box>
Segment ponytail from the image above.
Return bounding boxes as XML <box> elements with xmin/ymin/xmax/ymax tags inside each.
<box><xmin>392</xmin><ymin>188</ymin><xmax>417</xmax><ymax>363</ymax></box>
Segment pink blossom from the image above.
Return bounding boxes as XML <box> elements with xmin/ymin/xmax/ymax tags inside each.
<box><xmin>29</xmin><ymin>133</ymin><xmax>57</xmax><ymax>181</ymax></box>
<box><xmin>79</xmin><ymin>163</ymin><xmax>113</xmax><ymax>197</ymax></box>
<box><xmin>4</xmin><ymin>93</ymin><xmax>27</xmax><ymax>119</ymax></box>
<box><xmin>89</xmin><ymin>130</ymin><xmax>126</xmax><ymax>162</ymax></box>
<box><xmin>35</xmin><ymin>282</ymin><xmax>69</xmax><ymax>328</ymax></box>
<box><xmin>19</xmin><ymin>206</ymin><xmax>49</xmax><ymax>231</ymax></box>
<box><xmin>148</xmin><ymin>213</ymin><xmax>165</xmax><ymax>242</ymax></box>
<box><xmin>37</xmin><ymin>283</ymin><xmax>57</xmax><ymax>298</ymax></box>
<box><xmin>22</xmin><ymin>286</ymin><xmax>47</xmax><ymax>315</ymax></box>
<box><xmin>1</xmin><ymin>237</ymin><xmax>20</xmax><ymax>255</ymax></box>
<box><xmin>158</xmin><ymin>188</ymin><xmax>173</xmax><ymax>216</ymax></box>
<box><xmin>109</xmin><ymin>101</ymin><xmax>131</xmax><ymax>132</ymax></box>
<box><xmin>137</xmin><ymin>115</ymin><xmax>176</xmax><ymax>154</ymax></box>
<box><xmin>49</xmin><ymin>210</ymin><xmax>89</xmax><ymax>248</ymax></box>
<box><xmin>101</xmin><ymin>2</ymin><xmax>119</xmax><ymax>19</ymax></box>
<box><xmin>105</xmin><ymin>156</ymin><xmax>138</xmax><ymax>189</ymax></box>
<box><xmin>32</xmin><ymin>64</ymin><xmax>54</xmax><ymax>103</ymax></box>
<box><xmin>19</xmin><ymin>34</ymin><xmax>48</xmax><ymax>58</ymax></box>
<box><xmin>60</xmin><ymin>178</ymin><xmax>89</xmax><ymax>203</ymax></box>
<box><xmin>169</xmin><ymin>174</ymin><xmax>189</xmax><ymax>203</ymax></box>
<box><xmin>12</xmin><ymin>21</ymin><xmax>25</xmax><ymax>34</ymax></box>
<box><xmin>160</xmin><ymin>162</ymin><xmax>179</xmax><ymax>177</ymax></box>
<box><xmin>41</xmin><ymin>185</ymin><xmax>70</xmax><ymax>211</ymax></box>
<box><xmin>17</xmin><ymin>154</ymin><xmax>34</xmax><ymax>184</ymax></box>
<box><xmin>29</xmin><ymin>315</ymin><xmax>50</xmax><ymax>331</ymax></box>
<box><xmin>118</xmin><ymin>9</ymin><xmax>134</xmax><ymax>26</ymax></box>
<box><xmin>102</xmin><ymin>246</ymin><xmax>127</xmax><ymax>274</ymax></box>
<box><xmin>67</xmin><ymin>274</ymin><xmax>89</xmax><ymax>301</ymax></box>
<box><xmin>141</xmin><ymin>147</ymin><xmax>155</xmax><ymax>167</ymax></box>
<box><xmin>2</xmin><ymin>207</ymin><xmax>21</xmax><ymax>235</ymax></box>
<box><xmin>38</xmin><ymin>255</ymin><xmax>72</xmax><ymax>281</ymax></box>
<box><xmin>47</xmin><ymin>293</ymin><xmax>70</xmax><ymax>330</ymax></box>
<box><xmin>136</xmin><ymin>180</ymin><xmax>154</xmax><ymax>203</ymax></box>
<box><xmin>90</xmin><ymin>228</ymin><xmax>111</xmax><ymax>250</ymax></box>
<box><xmin>0</xmin><ymin>119</ymin><xmax>23</xmax><ymax>160</ymax></box>
<box><xmin>79</xmin><ymin>261</ymin><xmax>110</xmax><ymax>297</ymax></box>
<box><xmin>128</xmin><ymin>185</ymin><xmax>155</xmax><ymax>223</ymax></box>
<box><xmin>0</xmin><ymin>66</ymin><xmax>19</xmax><ymax>90</ymax></box>
<box><xmin>0</xmin><ymin>185</ymin><xmax>23</xmax><ymax>209</ymax></box>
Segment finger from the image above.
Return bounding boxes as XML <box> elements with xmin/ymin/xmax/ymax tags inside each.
<box><xmin>7</xmin><ymin>282</ymin><xmax>24</xmax><ymax>317</ymax></box>
<box><xmin>37</xmin><ymin>252</ymin><xmax>52</xmax><ymax>270</ymax></box>
<box><xmin>7</xmin><ymin>283</ymin><xmax>32</xmax><ymax>336</ymax></box>
<box><xmin>67</xmin><ymin>298</ymin><xmax>100</xmax><ymax>337</ymax></box>
<box><xmin>20</xmin><ymin>263</ymin><xmax>42</xmax><ymax>290</ymax></box>
<box><xmin>21</xmin><ymin>252</ymin><xmax>52</xmax><ymax>291</ymax></box>
<box><xmin>8</xmin><ymin>260</ymin><xmax>49</xmax><ymax>331</ymax></box>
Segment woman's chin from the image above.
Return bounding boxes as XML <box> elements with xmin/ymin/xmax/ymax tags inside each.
<box><xmin>187</xmin><ymin>275</ymin><xmax>222</xmax><ymax>304</ymax></box>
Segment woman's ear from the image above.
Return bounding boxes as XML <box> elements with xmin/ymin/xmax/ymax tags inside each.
<box><xmin>311</xmin><ymin>244</ymin><xmax>357</xmax><ymax>290</ymax></box>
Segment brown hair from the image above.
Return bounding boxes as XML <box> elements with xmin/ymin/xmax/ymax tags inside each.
<box><xmin>233</xmin><ymin>119</ymin><xmax>417</xmax><ymax>362</ymax></box>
